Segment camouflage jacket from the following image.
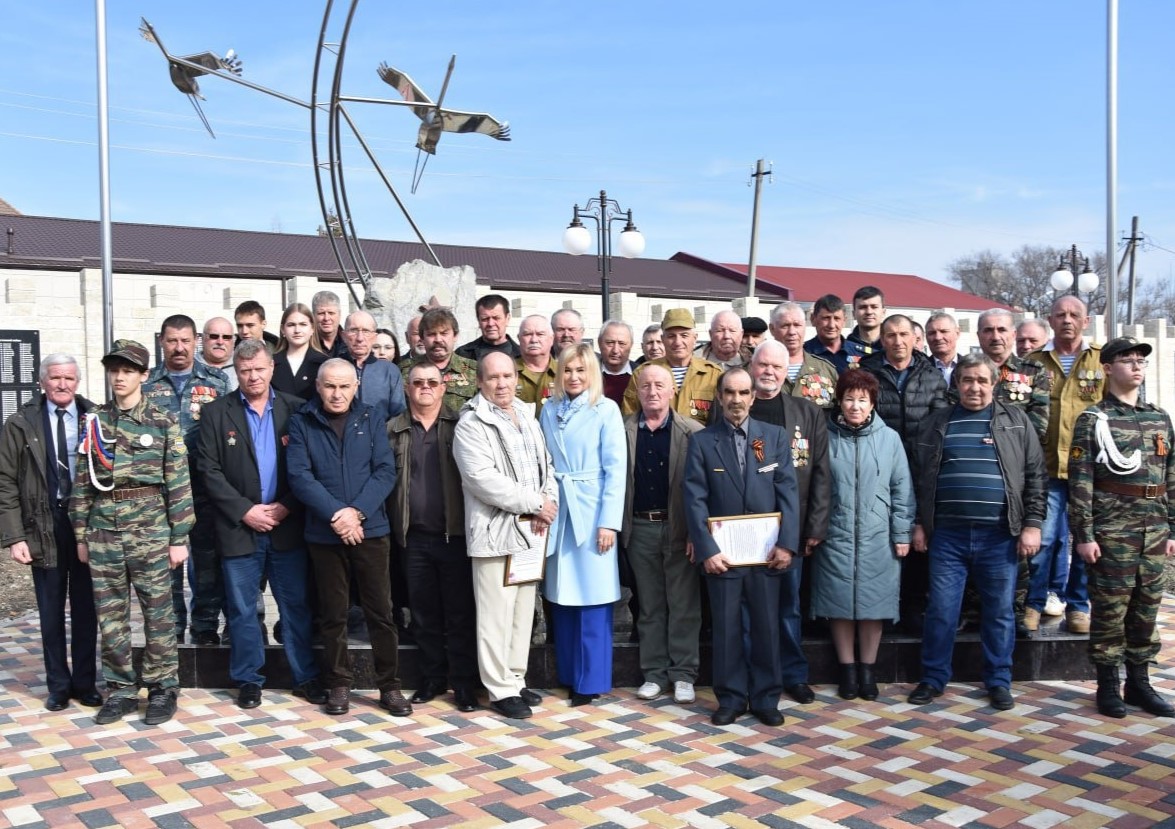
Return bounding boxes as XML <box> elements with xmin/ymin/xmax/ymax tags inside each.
<box><xmin>1068</xmin><ymin>393</ymin><xmax>1175</xmax><ymax>545</ymax></box>
<box><xmin>69</xmin><ymin>396</ymin><xmax>195</xmax><ymax>546</ymax></box>
<box><xmin>144</xmin><ymin>361</ymin><xmax>230</xmax><ymax>448</ymax></box>
<box><xmin>403</xmin><ymin>354</ymin><xmax>478</xmax><ymax>412</ymax></box>
<box><xmin>1027</xmin><ymin>342</ymin><xmax>1104</xmax><ymax>479</ymax></box>
<box><xmin>948</xmin><ymin>354</ymin><xmax>1051</xmax><ymax>445</ymax></box>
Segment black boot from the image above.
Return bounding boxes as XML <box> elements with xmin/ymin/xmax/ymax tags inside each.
<box><xmin>1095</xmin><ymin>664</ymin><xmax>1127</xmax><ymax>719</ymax></box>
<box><xmin>1124</xmin><ymin>662</ymin><xmax>1175</xmax><ymax>717</ymax></box>
<box><xmin>858</xmin><ymin>663</ymin><xmax>879</xmax><ymax>701</ymax></box>
<box><xmin>838</xmin><ymin>663</ymin><xmax>859</xmax><ymax>700</ymax></box>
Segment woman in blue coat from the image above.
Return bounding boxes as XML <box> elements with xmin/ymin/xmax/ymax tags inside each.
<box><xmin>811</xmin><ymin>370</ymin><xmax>914</xmax><ymax>701</ymax></box>
<box><xmin>540</xmin><ymin>343</ymin><xmax>626</xmax><ymax>706</ymax></box>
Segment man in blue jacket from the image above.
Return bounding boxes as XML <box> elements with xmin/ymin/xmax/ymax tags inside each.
<box><xmin>287</xmin><ymin>358</ymin><xmax>409</xmax><ymax>718</ymax></box>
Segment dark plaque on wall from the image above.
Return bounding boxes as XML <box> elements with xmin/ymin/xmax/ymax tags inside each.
<box><xmin>0</xmin><ymin>330</ymin><xmax>40</xmax><ymax>425</ymax></box>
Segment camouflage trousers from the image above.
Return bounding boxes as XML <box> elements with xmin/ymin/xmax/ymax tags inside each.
<box><xmin>1086</xmin><ymin>526</ymin><xmax>1166</xmax><ymax>666</ymax></box>
<box><xmin>88</xmin><ymin>526</ymin><xmax>179</xmax><ymax>697</ymax></box>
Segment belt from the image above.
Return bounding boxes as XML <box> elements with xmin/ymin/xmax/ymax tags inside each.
<box><xmin>1094</xmin><ymin>481</ymin><xmax>1164</xmax><ymax>499</ymax></box>
<box><xmin>110</xmin><ymin>485</ymin><xmax>163</xmax><ymax>501</ymax></box>
<box><xmin>633</xmin><ymin>510</ymin><xmax>668</xmax><ymax>522</ymax></box>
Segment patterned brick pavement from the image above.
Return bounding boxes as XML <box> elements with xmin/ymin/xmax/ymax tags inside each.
<box><xmin>1</xmin><ymin>602</ymin><xmax>1173</xmax><ymax>828</ymax></box>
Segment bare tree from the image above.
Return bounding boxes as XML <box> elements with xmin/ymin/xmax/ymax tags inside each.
<box><xmin>946</xmin><ymin>244</ymin><xmax>1109</xmax><ymax>316</ymax></box>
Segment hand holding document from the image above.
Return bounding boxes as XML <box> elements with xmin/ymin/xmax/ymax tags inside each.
<box><xmin>706</xmin><ymin>512</ymin><xmax>782</xmax><ymax>567</ymax></box>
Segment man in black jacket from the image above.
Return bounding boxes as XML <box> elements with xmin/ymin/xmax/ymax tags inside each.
<box><xmin>197</xmin><ymin>339</ymin><xmax>326</xmax><ymax>710</ymax></box>
<box><xmin>0</xmin><ymin>354</ymin><xmax>101</xmax><ymax>712</ymax></box>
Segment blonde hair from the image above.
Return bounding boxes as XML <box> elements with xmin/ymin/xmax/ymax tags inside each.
<box><xmin>551</xmin><ymin>343</ymin><xmax>603</xmax><ymax>406</ymax></box>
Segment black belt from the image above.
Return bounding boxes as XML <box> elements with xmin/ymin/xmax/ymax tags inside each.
<box><xmin>633</xmin><ymin>510</ymin><xmax>668</xmax><ymax>522</ymax></box>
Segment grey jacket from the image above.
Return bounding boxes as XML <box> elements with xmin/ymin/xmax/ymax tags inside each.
<box><xmin>453</xmin><ymin>393</ymin><xmax>557</xmax><ymax>557</ymax></box>
<box><xmin>912</xmin><ymin>401</ymin><xmax>1047</xmax><ymax>537</ymax></box>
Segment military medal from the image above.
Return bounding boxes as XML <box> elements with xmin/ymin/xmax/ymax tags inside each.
<box><xmin>140</xmin><ymin>433</ymin><xmax>154</xmax><ymax>448</ymax></box>
<box><xmin>227</xmin><ymin>430</ymin><xmax>237</xmax><ymax>447</ymax></box>
<box><xmin>1156</xmin><ymin>433</ymin><xmax>1168</xmax><ymax>457</ymax></box>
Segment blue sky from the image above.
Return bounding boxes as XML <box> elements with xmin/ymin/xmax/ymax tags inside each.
<box><xmin>3</xmin><ymin>1</ymin><xmax>1175</xmax><ymax>288</ymax></box>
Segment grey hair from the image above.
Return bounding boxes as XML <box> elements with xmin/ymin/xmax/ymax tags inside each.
<box><xmin>598</xmin><ymin>320</ymin><xmax>633</xmax><ymax>341</ymax></box>
<box><xmin>955</xmin><ymin>352</ymin><xmax>999</xmax><ymax>383</ymax></box>
<box><xmin>769</xmin><ymin>302</ymin><xmax>805</xmax><ymax>326</ymax></box>
<box><xmin>311</xmin><ymin>290</ymin><xmax>341</xmax><ymax>311</ymax></box>
<box><xmin>977</xmin><ymin>308</ymin><xmax>1014</xmax><ymax>329</ymax></box>
<box><xmin>39</xmin><ymin>353</ymin><xmax>79</xmax><ymax>382</ymax></box>
<box><xmin>319</xmin><ymin>357</ymin><xmax>358</xmax><ymax>380</ymax></box>
<box><xmin>926</xmin><ymin>311</ymin><xmax>959</xmax><ymax>330</ymax></box>
<box><xmin>233</xmin><ymin>338</ymin><xmax>273</xmax><ymax>365</ymax></box>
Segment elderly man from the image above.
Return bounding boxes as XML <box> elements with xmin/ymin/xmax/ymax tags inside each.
<box><xmin>684</xmin><ymin>368</ymin><xmax>799</xmax><ymax>727</ymax></box>
<box><xmin>200</xmin><ymin>317</ymin><xmax>238</xmax><ymax>391</ymax></box>
<box><xmin>404</xmin><ymin>315</ymin><xmax>426</xmax><ymax>359</ymax></box>
<box><xmin>341</xmin><ymin>309</ymin><xmax>406</xmax><ymax>424</ymax></box>
<box><xmin>312</xmin><ymin>290</ymin><xmax>349</xmax><ymax>358</ymax></box>
<box><xmin>144</xmin><ymin>314</ymin><xmax>229</xmax><ymax>645</ymax></box>
<box><xmin>287</xmin><ymin>358</ymin><xmax>409</xmax><ymax>718</ymax></box>
<box><xmin>804</xmin><ymin>294</ymin><xmax>852</xmax><ymax>374</ymax></box>
<box><xmin>745</xmin><ymin>340</ymin><xmax>831</xmax><ymax>704</ymax></box>
<box><xmin>407</xmin><ymin>308</ymin><xmax>479</xmax><ymax>412</ymax></box>
<box><xmin>453</xmin><ymin>352</ymin><xmax>559</xmax><ymax>720</ymax></box>
<box><xmin>0</xmin><ymin>354</ymin><xmax>101</xmax><ymax>712</ymax></box>
<box><xmin>456</xmin><ymin>294</ymin><xmax>521</xmax><ymax>361</ymax></box>
<box><xmin>1069</xmin><ymin>338</ymin><xmax>1175</xmax><ymax>719</ymax></box>
<box><xmin>598</xmin><ymin>320</ymin><xmax>635</xmax><ymax>405</ymax></box>
<box><xmin>515</xmin><ymin>314</ymin><xmax>558</xmax><ymax>417</ymax></box>
<box><xmin>551</xmin><ymin>309</ymin><xmax>585</xmax><ymax>354</ymax></box>
<box><xmin>926</xmin><ymin>312</ymin><xmax>961</xmax><ymax>385</ymax></box>
<box><xmin>908</xmin><ymin>354</ymin><xmax>1045</xmax><ymax>711</ymax></box>
<box><xmin>1026</xmin><ymin>295</ymin><xmax>1104</xmax><ymax>635</ymax></box>
<box><xmin>769</xmin><ymin>302</ymin><xmax>838</xmax><ymax>409</ymax></box>
<box><xmin>845</xmin><ymin>286</ymin><xmax>885</xmax><ymax>366</ymax></box>
<box><xmin>623</xmin><ymin>364</ymin><xmax>703</xmax><ymax>704</ymax></box>
<box><xmin>638</xmin><ymin>324</ymin><xmax>664</xmax><ymax>365</ymax></box>
<box><xmin>388</xmin><ymin>362</ymin><xmax>479</xmax><ymax>713</ymax></box>
<box><xmin>197</xmin><ymin>339</ymin><xmax>325</xmax><ymax>710</ymax></box>
<box><xmin>623</xmin><ymin>309</ymin><xmax>723</xmax><ymax>427</ymax></box>
<box><xmin>697</xmin><ymin>310</ymin><xmax>744</xmax><ymax>369</ymax></box>
<box><xmin>1016</xmin><ymin>319</ymin><xmax>1050</xmax><ymax>357</ymax></box>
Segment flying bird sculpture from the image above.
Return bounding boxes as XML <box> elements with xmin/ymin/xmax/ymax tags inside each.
<box><xmin>139</xmin><ymin>18</ymin><xmax>242</xmax><ymax>138</ymax></box>
<box><xmin>377</xmin><ymin>56</ymin><xmax>510</xmax><ymax>192</ymax></box>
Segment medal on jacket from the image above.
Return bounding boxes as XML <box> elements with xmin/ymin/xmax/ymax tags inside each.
<box><xmin>1156</xmin><ymin>433</ymin><xmax>1168</xmax><ymax>457</ymax></box>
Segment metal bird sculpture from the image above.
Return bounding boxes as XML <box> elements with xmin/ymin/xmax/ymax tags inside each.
<box><xmin>377</xmin><ymin>56</ymin><xmax>510</xmax><ymax>192</ymax></box>
<box><xmin>139</xmin><ymin>18</ymin><xmax>242</xmax><ymax>138</ymax></box>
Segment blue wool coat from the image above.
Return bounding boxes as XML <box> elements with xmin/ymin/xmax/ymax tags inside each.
<box><xmin>810</xmin><ymin>413</ymin><xmax>914</xmax><ymax>621</ymax></box>
<box><xmin>539</xmin><ymin>394</ymin><xmax>626</xmax><ymax>606</ymax></box>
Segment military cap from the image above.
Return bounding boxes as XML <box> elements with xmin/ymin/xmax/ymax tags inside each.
<box><xmin>661</xmin><ymin>308</ymin><xmax>695</xmax><ymax>331</ymax></box>
<box><xmin>1100</xmin><ymin>337</ymin><xmax>1152</xmax><ymax>365</ymax></box>
<box><xmin>742</xmin><ymin>316</ymin><xmax>768</xmax><ymax>336</ymax></box>
<box><xmin>101</xmin><ymin>339</ymin><xmax>150</xmax><ymax>371</ymax></box>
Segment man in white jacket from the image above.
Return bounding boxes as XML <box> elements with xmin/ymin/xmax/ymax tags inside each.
<box><xmin>453</xmin><ymin>352</ymin><xmax>558</xmax><ymax>719</ymax></box>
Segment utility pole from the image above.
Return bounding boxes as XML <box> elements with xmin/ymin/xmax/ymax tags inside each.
<box><xmin>1124</xmin><ymin>215</ymin><xmax>1141</xmax><ymax>325</ymax></box>
<box><xmin>746</xmin><ymin>159</ymin><xmax>772</xmax><ymax>297</ymax></box>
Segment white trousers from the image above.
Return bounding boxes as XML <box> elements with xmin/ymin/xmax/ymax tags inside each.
<box><xmin>471</xmin><ymin>556</ymin><xmax>536</xmax><ymax>701</ymax></box>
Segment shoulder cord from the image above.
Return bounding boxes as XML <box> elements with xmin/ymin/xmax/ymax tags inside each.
<box><xmin>1089</xmin><ymin>410</ymin><xmax>1142</xmax><ymax>475</ymax></box>
<box><xmin>80</xmin><ymin>412</ymin><xmax>116</xmax><ymax>492</ymax></box>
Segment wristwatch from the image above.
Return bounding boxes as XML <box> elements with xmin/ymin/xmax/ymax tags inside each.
<box><xmin>355</xmin><ymin>509</ymin><xmax>366</xmax><ymax>522</ymax></box>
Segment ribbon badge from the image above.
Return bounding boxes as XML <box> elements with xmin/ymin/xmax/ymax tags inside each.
<box><xmin>752</xmin><ymin>437</ymin><xmax>765</xmax><ymax>464</ymax></box>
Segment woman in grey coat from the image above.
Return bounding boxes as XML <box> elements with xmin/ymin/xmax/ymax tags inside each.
<box><xmin>811</xmin><ymin>370</ymin><xmax>914</xmax><ymax>700</ymax></box>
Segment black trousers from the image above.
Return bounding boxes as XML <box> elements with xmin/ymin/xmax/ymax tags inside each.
<box><xmin>405</xmin><ymin>531</ymin><xmax>478</xmax><ymax>690</ymax></box>
<box><xmin>32</xmin><ymin>506</ymin><xmax>98</xmax><ymax>696</ymax></box>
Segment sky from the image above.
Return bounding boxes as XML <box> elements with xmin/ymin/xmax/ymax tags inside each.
<box><xmin>3</xmin><ymin>1</ymin><xmax>1175</xmax><ymax>290</ymax></box>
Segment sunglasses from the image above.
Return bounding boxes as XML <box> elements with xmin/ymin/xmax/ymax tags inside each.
<box><xmin>205</xmin><ymin>334</ymin><xmax>235</xmax><ymax>341</ymax></box>
<box><xmin>410</xmin><ymin>379</ymin><xmax>442</xmax><ymax>388</ymax></box>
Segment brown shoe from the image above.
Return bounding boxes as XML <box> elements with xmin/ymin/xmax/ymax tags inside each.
<box><xmin>324</xmin><ymin>686</ymin><xmax>349</xmax><ymax>715</ymax></box>
<box><xmin>379</xmin><ymin>688</ymin><xmax>413</xmax><ymax>717</ymax></box>
<box><xmin>1066</xmin><ymin>611</ymin><xmax>1091</xmax><ymax>634</ymax></box>
<box><xmin>1023</xmin><ymin>608</ymin><xmax>1041</xmax><ymax>632</ymax></box>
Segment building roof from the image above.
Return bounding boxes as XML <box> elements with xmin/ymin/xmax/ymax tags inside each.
<box><xmin>719</xmin><ymin>262</ymin><xmax>1009</xmax><ymax>312</ymax></box>
<box><xmin>0</xmin><ymin>214</ymin><xmax>791</xmax><ymax>302</ymax></box>
<box><xmin>0</xmin><ymin>197</ymin><xmax>20</xmax><ymax>217</ymax></box>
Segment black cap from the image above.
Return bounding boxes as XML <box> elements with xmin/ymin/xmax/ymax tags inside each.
<box><xmin>742</xmin><ymin>316</ymin><xmax>768</xmax><ymax>335</ymax></box>
<box><xmin>1100</xmin><ymin>337</ymin><xmax>1152</xmax><ymax>365</ymax></box>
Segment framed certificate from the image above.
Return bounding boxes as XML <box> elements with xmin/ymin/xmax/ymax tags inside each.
<box><xmin>505</xmin><ymin>516</ymin><xmax>550</xmax><ymax>585</ymax></box>
<box><xmin>706</xmin><ymin>512</ymin><xmax>782</xmax><ymax>567</ymax></box>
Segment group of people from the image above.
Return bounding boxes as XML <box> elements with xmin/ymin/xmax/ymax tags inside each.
<box><xmin>1</xmin><ymin>285</ymin><xmax>1172</xmax><ymax>729</ymax></box>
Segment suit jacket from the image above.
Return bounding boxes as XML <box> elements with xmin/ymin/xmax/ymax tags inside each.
<box><xmin>272</xmin><ymin>349</ymin><xmax>327</xmax><ymax>401</ymax></box>
<box><xmin>683</xmin><ymin>416</ymin><xmax>800</xmax><ymax>576</ymax></box>
<box><xmin>196</xmin><ymin>389</ymin><xmax>305</xmax><ymax>556</ymax></box>
<box><xmin>620</xmin><ymin>410</ymin><xmax>701</xmax><ymax>549</ymax></box>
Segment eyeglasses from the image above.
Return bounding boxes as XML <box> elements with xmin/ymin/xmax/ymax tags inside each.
<box><xmin>346</xmin><ymin>327</ymin><xmax>376</xmax><ymax>337</ymax></box>
<box><xmin>410</xmin><ymin>379</ymin><xmax>442</xmax><ymax>388</ymax></box>
<box><xmin>205</xmin><ymin>334</ymin><xmax>234</xmax><ymax>341</ymax></box>
<box><xmin>1113</xmin><ymin>359</ymin><xmax>1148</xmax><ymax>368</ymax></box>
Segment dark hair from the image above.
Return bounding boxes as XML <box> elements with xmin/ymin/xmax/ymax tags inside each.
<box><xmin>160</xmin><ymin>314</ymin><xmax>196</xmax><ymax>336</ymax></box>
<box><xmin>376</xmin><ymin>327</ymin><xmax>400</xmax><ymax>362</ymax></box>
<box><xmin>880</xmin><ymin>313</ymin><xmax>914</xmax><ymax>334</ymax></box>
<box><xmin>234</xmin><ymin>300</ymin><xmax>267</xmax><ymax>321</ymax></box>
<box><xmin>421</xmin><ymin>307</ymin><xmax>459</xmax><ymax>336</ymax></box>
<box><xmin>835</xmin><ymin>367</ymin><xmax>879</xmax><ymax>406</ymax></box>
<box><xmin>811</xmin><ymin>294</ymin><xmax>845</xmax><ymax>316</ymax></box>
<box><xmin>852</xmin><ymin>286</ymin><xmax>884</xmax><ymax>307</ymax></box>
<box><xmin>717</xmin><ymin>366</ymin><xmax>752</xmax><ymax>393</ymax></box>
<box><xmin>475</xmin><ymin>294</ymin><xmax>510</xmax><ymax>316</ymax></box>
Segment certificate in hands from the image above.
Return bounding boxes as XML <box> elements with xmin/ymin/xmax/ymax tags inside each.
<box><xmin>505</xmin><ymin>516</ymin><xmax>549</xmax><ymax>585</ymax></box>
<box><xmin>706</xmin><ymin>512</ymin><xmax>782</xmax><ymax>567</ymax></box>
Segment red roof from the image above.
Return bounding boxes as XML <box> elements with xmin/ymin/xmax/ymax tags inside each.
<box><xmin>719</xmin><ymin>263</ymin><xmax>1009</xmax><ymax>312</ymax></box>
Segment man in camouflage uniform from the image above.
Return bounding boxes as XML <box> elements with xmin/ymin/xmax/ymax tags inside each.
<box><xmin>1068</xmin><ymin>337</ymin><xmax>1175</xmax><ymax>719</ymax></box>
<box><xmin>402</xmin><ymin>307</ymin><xmax>478</xmax><ymax>412</ymax></box>
<box><xmin>71</xmin><ymin>340</ymin><xmax>194</xmax><ymax>725</ymax></box>
<box><xmin>769</xmin><ymin>302</ymin><xmax>838</xmax><ymax>410</ymax></box>
<box><xmin>144</xmin><ymin>314</ymin><xmax>229</xmax><ymax>644</ymax></box>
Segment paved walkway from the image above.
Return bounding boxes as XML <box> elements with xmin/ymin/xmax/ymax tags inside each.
<box><xmin>1</xmin><ymin>602</ymin><xmax>1173</xmax><ymax>828</ymax></box>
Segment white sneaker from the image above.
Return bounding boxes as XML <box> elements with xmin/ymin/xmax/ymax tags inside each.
<box><xmin>636</xmin><ymin>682</ymin><xmax>662</xmax><ymax>700</ymax></box>
<box><xmin>673</xmin><ymin>681</ymin><xmax>696</xmax><ymax>704</ymax></box>
<box><xmin>1043</xmin><ymin>592</ymin><xmax>1066</xmax><ymax>617</ymax></box>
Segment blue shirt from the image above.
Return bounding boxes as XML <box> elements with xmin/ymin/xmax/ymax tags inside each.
<box><xmin>935</xmin><ymin>404</ymin><xmax>1006</xmax><ymax>525</ymax></box>
<box><xmin>242</xmin><ymin>390</ymin><xmax>278</xmax><ymax>505</ymax></box>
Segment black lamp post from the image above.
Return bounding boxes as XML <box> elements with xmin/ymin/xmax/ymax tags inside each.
<box><xmin>562</xmin><ymin>190</ymin><xmax>645</xmax><ymax>322</ymax></box>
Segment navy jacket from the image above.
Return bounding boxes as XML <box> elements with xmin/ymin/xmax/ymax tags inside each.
<box><xmin>286</xmin><ymin>397</ymin><xmax>397</xmax><ymax>544</ymax></box>
<box><xmin>346</xmin><ymin>354</ymin><xmax>406</xmax><ymax>424</ymax></box>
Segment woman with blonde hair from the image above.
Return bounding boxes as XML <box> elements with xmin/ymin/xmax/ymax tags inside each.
<box><xmin>539</xmin><ymin>343</ymin><xmax>626</xmax><ymax>705</ymax></box>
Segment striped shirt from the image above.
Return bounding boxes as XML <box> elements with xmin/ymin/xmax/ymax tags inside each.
<box><xmin>935</xmin><ymin>404</ymin><xmax>1006</xmax><ymax>525</ymax></box>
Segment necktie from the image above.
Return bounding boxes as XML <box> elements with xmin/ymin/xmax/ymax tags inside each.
<box><xmin>55</xmin><ymin>408</ymin><xmax>71</xmax><ymax>499</ymax></box>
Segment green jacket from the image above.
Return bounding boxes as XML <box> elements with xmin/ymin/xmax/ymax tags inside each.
<box><xmin>386</xmin><ymin>407</ymin><xmax>465</xmax><ymax>547</ymax></box>
<box><xmin>1027</xmin><ymin>342</ymin><xmax>1104</xmax><ymax>479</ymax></box>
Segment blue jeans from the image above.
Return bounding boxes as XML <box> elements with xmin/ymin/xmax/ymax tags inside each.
<box><xmin>921</xmin><ymin>524</ymin><xmax>1017</xmax><ymax>691</ymax></box>
<box><xmin>222</xmin><ymin>535</ymin><xmax>319</xmax><ymax>687</ymax></box>
<box><xmin>1027</xmin><ymin>479</ymin><xmax>1072</xmax><ymax>611</ymax></box>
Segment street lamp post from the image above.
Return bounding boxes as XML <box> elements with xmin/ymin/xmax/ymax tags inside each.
<box><xmin>562</xmin><ymin>190</ymin><xmax>645</xmax><ymax>322</ymax></box>
<box><xmin>1050</xmin><ymin>244</ymin><xmax>1100</xmax><ymax>300</ymax></box>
